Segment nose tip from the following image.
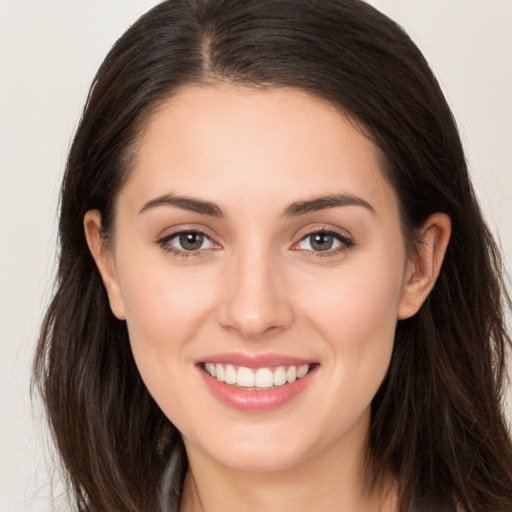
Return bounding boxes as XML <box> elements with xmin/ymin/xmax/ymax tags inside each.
<box><xmin>218</xmin><ymin>306</ymin><xmax>290</xmax><ymax>339</ymax></box>
<box><xmin>216</xmin><ymin>259</ymin><xmax>294</xmax><ymax>340</ymax></box>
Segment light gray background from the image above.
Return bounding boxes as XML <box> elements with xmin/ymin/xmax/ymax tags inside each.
<box><xmin>1</xmin><ymin>1</ymin><xmax>510</xmax><ymax>510</ymax></box>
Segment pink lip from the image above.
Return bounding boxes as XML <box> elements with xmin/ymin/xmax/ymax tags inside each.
<box><xmin>196</xmin><ymin>354</ymin><xmax>318</xmax><ymax>412</ymax></box>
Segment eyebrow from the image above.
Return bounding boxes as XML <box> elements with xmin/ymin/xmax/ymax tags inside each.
<box><xmin>139</xmin><ymin>194</ymin><xmax>225</xmax><ymax>216</ymax></box>
<box><xmin>283</xmin><ymin>194</ymin><xmax>375</xmax><ymax>216</ymax></box>
<box><xmin>139</xmin><ymin>192</ymin><xmax>374</xmax><ymax>217</ymax></box>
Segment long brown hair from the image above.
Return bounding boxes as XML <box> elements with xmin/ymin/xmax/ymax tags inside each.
<box><xmin>34</xmin><ymin>1</ymin><xmax>512</xmax><ymax>510</ymax></box>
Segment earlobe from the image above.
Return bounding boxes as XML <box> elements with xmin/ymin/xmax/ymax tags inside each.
<box><xmin>398</xmin><ymin>212</ymin><xmax>451</xmax><ymax>320</ymax></box>
<box><xmin>83</xmin><ymin>210</ymin><xmax>126</xmax><ymax>320</ymax></box>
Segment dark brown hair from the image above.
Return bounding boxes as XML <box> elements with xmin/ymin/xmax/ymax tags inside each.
<box><xmin>34</xmin><ymin>1</ymin><xmax>512</xmax><ymax>511</ymax></box>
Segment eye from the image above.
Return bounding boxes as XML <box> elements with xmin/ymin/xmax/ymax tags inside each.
<box><xmin>157</xmin><ymin>230</ymin><xmax>216</xmax><ymax>253</ymax></box>
<box><xmin>300</xmin><ymin>232</ymin><xmax>339</xmax><ymax>251</ymax></box>
<box><xmin>294</xmin><ymin>230</ymin><xmax>353</xmax><ymax>254</ymax></box>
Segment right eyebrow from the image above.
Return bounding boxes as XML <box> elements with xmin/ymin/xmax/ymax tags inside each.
<box><xmin>138</xmin><ymin>194</ymin><xmax>225</xmax><ymax>217</ymax></box>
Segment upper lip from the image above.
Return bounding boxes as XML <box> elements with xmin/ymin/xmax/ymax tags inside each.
<box><xmin>196</xmin><ymin>352</ymin><xmax>318</xmax><ymax>369</ymax></box>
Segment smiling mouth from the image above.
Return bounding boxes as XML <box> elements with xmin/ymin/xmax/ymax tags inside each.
<box><xmin>201</xmin><ymin>363</ymin><xmax>316</xmax><ymax>390</ymax></box>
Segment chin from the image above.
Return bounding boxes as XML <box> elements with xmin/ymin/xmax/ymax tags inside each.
<box><xmin>208</xmin><ymin>443</ymin><xmax>311</xmax><ymax>473</ymax></box>
<box><xmin>183</xmin><ymin>418</ymin><xmax>340</xmax><ymax>474</ymax></box>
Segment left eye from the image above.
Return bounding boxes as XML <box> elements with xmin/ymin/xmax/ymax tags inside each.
<box><xmin>165</xmin><ymin>231</ymin><xmax>215</xmax><ymax>251</ymax></box>
<box><xmin>296</xmin><ymin>232</ymin><xmax>346</xmax><ymax>252</ymax></box>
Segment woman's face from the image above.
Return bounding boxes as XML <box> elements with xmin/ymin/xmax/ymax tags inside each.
<box><xmin>92</xmin><ymin>85</ymin><xmax>419</xmax><ymax>472</ymax></box>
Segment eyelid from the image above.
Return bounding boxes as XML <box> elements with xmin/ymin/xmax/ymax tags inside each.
<box><xmin>155</xmin><ymin>226</ymin><xmax>222</xmax><ymax>256</ymax></box>
<box><xmin>290</xmin><ymin>225</ymin><xmax>354</xmax><ymax>254</ymax></box>
<box><xmin>294</xmin><ymin>224</ymin><xmax>353</xmax><ymax>243</ymax></box>
<box><xmin>154</xmin><ymin>224</ymin><xmax>354</xmax><ymax>258</ymax></box>
<box><xmin>169</xmin><ymin>231</ymin><xmax>216</xmax><ymax>249</ymax></box>
<box><xmin>155</xmin><ymin>224</ymin><xmax>221</xmax><ymax>243</ymax></box>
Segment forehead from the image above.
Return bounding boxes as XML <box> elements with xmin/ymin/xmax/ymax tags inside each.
<box><xmin>122</xmin><ymin>84</ymin><xmax>398</xmax><ymax>218</ymax></box>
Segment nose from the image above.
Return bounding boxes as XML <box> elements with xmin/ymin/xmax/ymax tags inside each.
<box><xmin>217</xmin><ymin>247</ymin><xmax>294</xmax><ymax>340</ymax></box>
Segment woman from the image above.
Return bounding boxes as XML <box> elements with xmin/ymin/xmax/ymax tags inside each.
<box><xmin>34</xmin><ymin>0</ymin><xmax>512</xmax><ymax>510</ymax></box>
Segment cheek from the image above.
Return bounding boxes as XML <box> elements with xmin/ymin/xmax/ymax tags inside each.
<box><xmin>300</xmin><ymin>254</ymin><xmax>404</xmax><ymax>398</ymax></box>
<box><xmin>116</xmin><ymin>264</ymin><xmax>222</xmax><ymax>435</ymax></box>
<box><xmin>116</xmin><ymin>260</ymin><xmax>217</xmax><ymax>380</ymax></box>
<box><xmin>306</xmin><ymin>256</ymin><xmax>403</xmax><ymax>334</ymax></box>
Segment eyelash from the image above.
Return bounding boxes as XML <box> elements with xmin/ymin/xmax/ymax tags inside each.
<box><xmin>156</xmin><ymin>230</ymin><xmax>217</xmax><ymax>259</ymax></box>
<box><xmin>292</xmin><ymin>228</ymin><xmax>354</xmax><ymax>258</ymax></box>
<box><xmin>156</xmin><ymin>228</ymin><xmax>354</xmax><ymax>259</ymax></box>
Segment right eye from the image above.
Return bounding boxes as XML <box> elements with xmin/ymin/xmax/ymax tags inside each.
<box><xmin>157</xmin><ymin>230</ymin><xmax>217</xmax><ymax>255</ymax></box>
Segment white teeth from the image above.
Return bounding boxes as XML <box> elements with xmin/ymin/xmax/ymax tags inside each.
<box><xmin>205</xmin><ymin>363</ymin><xmax>216</xmax><ymax>378</ymax></box>
<box><xmin>255</xmin><ymin>368</ymin><xmax>274</xmax><ymax>388</ymax></box>
<box><xmin>286</xmin><ymin>365</ymin><xmax>297</xmax><ymax>383</ymax></box>
<box><xmin>205</xmin><ymin>363</ymin><xmax>312</xmax><ymax>388</ymax></box>
<box><xmin>273</xmin><ymin>366</ymin><xmax>287</xmax><ymax>386</ymax></box>
<box><xmin>215</xmin><ymin>363</ymin><xmax>225</xmax><ymax>382</ymax></box>
<box><xmin>224</xmin><ymin>364</ymin><xmax>237</xmax><ymax>385</ymax></box>
<box><xmin>297</xmin><ymin>364</ymin><xmax>309</xmax><ymax>379</ymax></box>
<box><xmin>237</xmin><ymin>366</ymin><xmax>255</xmax><ymax>387</ymax></box>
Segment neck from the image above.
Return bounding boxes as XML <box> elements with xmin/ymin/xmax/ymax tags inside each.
<box><xmin>180</xmin><ymin>417</ymin><xmax>396</xmax><ymax>512</ymax></box>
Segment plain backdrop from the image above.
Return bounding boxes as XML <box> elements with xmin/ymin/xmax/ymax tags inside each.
<box><xmin>1</xmin><ymin>1</ymin><xmax>510</xmax><ymax>510</ymax></box>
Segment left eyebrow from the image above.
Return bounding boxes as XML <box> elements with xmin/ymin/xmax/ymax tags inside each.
<box><xmin>282</xmin><ymin>194</ymin><xmax>375</xmax><ymax>216</ymax></box>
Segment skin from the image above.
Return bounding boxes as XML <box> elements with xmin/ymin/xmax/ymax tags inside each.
<box><xmin>85</xmin><ymin>84</ymin><xmax>451</xmax><ymax>511</ymax></box>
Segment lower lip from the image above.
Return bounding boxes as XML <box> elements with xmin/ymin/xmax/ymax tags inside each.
<box><xmin>199</xmin><ymin>366</ymin><xmax>317</xmax><ymax>412</ymax></box>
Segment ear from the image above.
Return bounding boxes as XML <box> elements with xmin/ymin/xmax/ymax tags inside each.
<box><xmin>83</xmin><ymin>210</ymin><xmax>126</xmax><ymax>320</ymax></box>
<box><xmin>398</xmin><ymin>212</ymin><xmax>451</xmax><ymax>320</ymax></box>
